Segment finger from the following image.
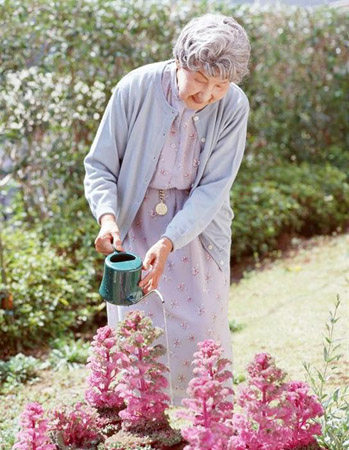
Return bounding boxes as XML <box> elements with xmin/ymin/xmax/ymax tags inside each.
<box><xmin>139</xmin><ymin>270</ymin><xmax>154</xmax><ymax>287</ymax></box>
<box><xmin>95</xmin><ymin>237</ymin><xmax>114</xmax><ymax>255</ymax></box>
<box><xmin>112</xmin><ymin>233</ymin><xmax>124</xmax><ymax>252</ymax></box>
<box><xmin>142</xmin><ymin>252</ymin><xmax>155</xmax><ymax>271</ymax></box>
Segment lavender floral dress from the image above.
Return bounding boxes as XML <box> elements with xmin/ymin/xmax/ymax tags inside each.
<box><xmin>106</xmin><ymin>61</ymin><xmax>233</xmax><ymax>404</ymax></box>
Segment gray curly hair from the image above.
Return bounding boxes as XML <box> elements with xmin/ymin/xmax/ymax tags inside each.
<box><xmin>173</xmin><ymin>14</ymin><xmax>250</xmax><ymax>84</ymax></box>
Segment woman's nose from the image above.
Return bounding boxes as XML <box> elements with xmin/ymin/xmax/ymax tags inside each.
<box><xmin>199</xmin><ymin>87</ymin><xmax>213</xmax><ymax>102</ymax></box>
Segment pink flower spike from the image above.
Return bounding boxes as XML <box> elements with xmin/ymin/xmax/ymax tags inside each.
<box><xmin>13</xmin><ymin>402</ymin><xmax>55</xmax><ymax>450</ymax></box>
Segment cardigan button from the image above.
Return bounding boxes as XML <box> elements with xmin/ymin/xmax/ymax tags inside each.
<box><xmin>220</xmin><ymin>260</ymin><xmax>224</xmax><ymax>266</ymax></box>
<box><xmin>193</xmin><ymin>116</ymin><xmax>199</xmax><ymax>122</ymax></box>
<box><xmin>201</xmin><ymin>137</ymin><xmax>206</xmax><ymax>143</ymax></box>
<box><xmin>208</xmin><ymin>244</ymin><xmax>213</xmax><ymax>250</ymax></box>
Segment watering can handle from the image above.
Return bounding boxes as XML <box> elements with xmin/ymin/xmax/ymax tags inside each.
<box><xmin>141</xmin><ymin>289</ymin><xmax>165</xmax><ymax>304</ymax></box>
<box><xmin>112</xmin><ymin>244</ymin><xmax>122</xmax><ymax>254</ymax></box>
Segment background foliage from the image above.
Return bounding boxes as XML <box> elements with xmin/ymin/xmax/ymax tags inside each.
<box><xmin>0</xmin><ymin>0</ymin><xmax>348</xmax><ymax>352</ymax></box>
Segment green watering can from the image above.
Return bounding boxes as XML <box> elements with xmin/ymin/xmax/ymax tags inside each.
<box><xmin>99</xmin><ymin>247</ymin><xmax>164</xmax><ymax>306</ymax></box>
<box><xmin>99</xmin><ymin>249</ymin><xmax>144</xmax><ymax>306</ymax></box>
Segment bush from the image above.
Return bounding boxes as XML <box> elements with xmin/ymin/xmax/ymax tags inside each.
<box><xmin>0</xmin><ymin>228</ymin><xmax>100</xmax><ymax>354</ymax></box>
<box><xmin>0</xmin><ymin>353</ymin><xmax>42</xmax><ymax>392</ymax></box>
<box><xmin>232</xmin><ymin>162</ymin><xmax>349</xmax><ymax>260</ymax></box>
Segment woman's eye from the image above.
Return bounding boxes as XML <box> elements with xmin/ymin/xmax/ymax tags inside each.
<box><xmin>195</xmin><ymin>79</ymin><xmax>205</xmax><ymax>84</ymax></box>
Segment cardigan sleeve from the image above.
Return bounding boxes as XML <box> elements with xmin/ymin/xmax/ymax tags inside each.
<box><xmin>83</xmin><ymin>85</ymin><xmax>129</xmax><ymax>224</ymax></box>
<box><xmin>162</xmin><ymin>96</ymin><xmax>249</xmax><ymax>250</ymax></box>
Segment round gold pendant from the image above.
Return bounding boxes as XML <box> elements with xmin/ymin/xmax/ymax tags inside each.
<box><xmin>155</xmin><ymin>202</ymin><xmax>168</xmax><ymax>216</ymax></box>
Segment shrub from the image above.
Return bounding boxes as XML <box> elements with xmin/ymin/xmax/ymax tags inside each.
<box><xmin>0</xmin><ymin>353</ymin><xmax>42</xmax><ymax>392</ymax></box>
<box><xmin>0</xmin><ymin>228</ymin><xmax>99</xmax><ymax>354</ymax></box>
<box><xmin>48</xmin><ymin>337</ymin><xmax>90</xmax><ymax>370</ymax></box>
<box><xmin>232</xmin><ymin>162</ymin><xmax>349</xmax><ymax>260</ymax></box>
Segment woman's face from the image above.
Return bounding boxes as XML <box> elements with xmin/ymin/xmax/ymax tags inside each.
<box><xmin>176</xmin><ymin>64</ymin><xmax>230</xmax><ymax>110</ymax></box>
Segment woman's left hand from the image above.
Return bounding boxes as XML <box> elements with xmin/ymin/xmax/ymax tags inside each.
<box><xmin>139</xmin><ymin>237</ymin><xmax>173</xmax><ymax>294</ymax></box>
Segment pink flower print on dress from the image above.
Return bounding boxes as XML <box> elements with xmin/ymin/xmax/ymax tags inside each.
<box><xmin>205</xmin><ymin>272</ymin><xmax>212</xmax><ymax>282</ymax></box>
<box><xmin>181</xmin><ymin>255</ymin><xmax>190</xmax><ymax>263</ymax></box>
<box><xmin>212</xmin><ymin>314</ymin><xmax>217</xmax><ymax>322</ymax></box>
<box><xmin>177</xmin><ymin>283</ymin><xmax>185</xmax><ymax>291</ymax></box>
<box><xmin>193</xmin><ymin>158</ymin><xmax>200</xmax><ymax>168</ymax></box>
<box><xmin>187</xmin><ymin>334</ymin><xmax>195</xmax><ymax>342</ymax></box>
<box><xmin>170</xmin><ymin>300</ymin><xmax>179</xmax><ymax>309</ymax></box>
<box><xmin>203</xmin><ymin>287</ymin><xmax>210</xmax><ymax>295</ymax></box>
<box><xmin>178</xmin><ymin>374</ymin><xmax>186</xmax><ymax>384</ymax></box>
<box><xmin>216</xmin><ymin>294</ymin><xmax>222</xmax><ymax>302</ymax></box>
<box><xmin>186</xmin><ymin>296</ymin><xmax>193</xmax><ymax>302</ymax></box>
<box><xmin>168</xmin><ymin>261</ymin><xmax>175</xmax><ymax>271</ymax></box>
<box><xmin>183</xmin><ymin>122</ymin><xmax>188</xmax><ymax>128</ymax></box>
<box><xmin>197</xmin><ymin>305</ymin><xmax>205</xmax><ymax>316</ymax></box>
<box><xmin>160</xmin><ymin>168</ymin><xmax>168</xmax><ymax>176</ymax></box>
<box><xmin>150</xmin><ymin>209</ymin><xmax>157</xmax><ymax>218</ymax></box>
<box><xmin>184</xmin><ymin>172</ymin><xmax>191</xmax><ymax>178</ymax></box>
<box><xmin>183</xmin><ymin>360</ymin><xmax>191</xmax><ymax>367</ymax></box>
<box><xmin>173</xmin><ymin>338</ymin><xmax>181</xmax><ymax>348</ymax></box>
<box><xmin>170</xmin><ymin>143</ymin><xmax>177</xmax><ymax>149</ymax></box>
<box><xmin>192</xmin><ymin>265</ymin><xmax>200</xmax><ymax>276</ymax></box>
<box><xmin>162</xmin><ymin>274</ymin><xmax>172</xmax><ymax>282</ymax></box>
<box><xmin>181</xmin><ymin>321</ymin><xmax>189</xmax><ymax>329</ymax></box>
<box><xmin>205</xmin><ymin>252</ymin><xmax>213</xmax><ymax>262</ymax></box>
<box><xmin>135</xmin><ymin>219</ymin><xmax>141</xmax><ymax>228</ymax></box>
<box><xmin>189</xmin><ymin>131</ymin><xmax>196</xmax><ymax>138</ymax></box>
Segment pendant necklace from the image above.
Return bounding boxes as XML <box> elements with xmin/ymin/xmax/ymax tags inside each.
<box><xmin>155</xmin><ymin>189</ymin><xmax>168</xmax><ymax>215</ymax></box>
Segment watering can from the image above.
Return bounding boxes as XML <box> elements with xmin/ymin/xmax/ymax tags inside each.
<box><xmin>99</xmin><ymin>248</ymin><xmax>145</xmax><ymax>306</ymax></box>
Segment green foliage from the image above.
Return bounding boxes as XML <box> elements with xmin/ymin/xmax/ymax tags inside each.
<box><xmin>0</xmin><ymin>227</ymin><xmax>101</xmax><ymax>353</ymax></box>
<box><xmin>48</xmin><ymin>337</ymin><xmax>89</xmax><ymax>370</ymax></box>
<box><xmin>0</xmin><ymin>353</ymin><xmax>43</xmax><ymax>392</ymax></box>
<box><xmin>303</xmin><ymin>296</ymin><xmax>349</xmax><ymax>450</ymax></box>
<box><xmin>232</xmin><ymin>162</ymin><xmax>349</xmax><ymax>260</ymax></box>
<box><xmin>229</xmin><ymin>318</ymin><xmax>245</xmax><ymax>333</ymax></box>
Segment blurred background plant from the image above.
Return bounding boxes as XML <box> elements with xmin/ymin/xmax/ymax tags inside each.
<box><xmin>0</xmin><ymin>0</ymin><xmax>347</xmax><ymax>354</ymax></box>
<box><xmin>48</xmin><ymin>337</ymin><xmax>90</xmax><ymax>371</ymax></box>
<box><xmin>303</xmin><ymin>296</ymin><xmax>349</xmax><ymax>450</ymax></box>
<box><xmin>0</xmin><ymin>353</ymin><xmax>44</xmax><ymax>393</ymax></box>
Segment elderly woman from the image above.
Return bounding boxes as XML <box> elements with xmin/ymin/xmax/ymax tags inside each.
<box><xmin>84</xmin><ymin>13</ymin><xmax>250</xmax><ymax>404</ymax></box>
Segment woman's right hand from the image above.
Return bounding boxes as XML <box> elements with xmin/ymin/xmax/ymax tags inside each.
<box><xmin>94</xmin><ymin>214</ymin><xmax>124</xmax><ymax>255</ymax></box>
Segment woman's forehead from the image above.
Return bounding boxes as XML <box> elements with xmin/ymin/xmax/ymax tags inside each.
<box><xmin>185</xmin><ymin>67</ymin><xmax>229</xmax><ymax>82</ymax></box>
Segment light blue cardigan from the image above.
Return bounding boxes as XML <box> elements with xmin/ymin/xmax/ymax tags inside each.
<box><xmin>84</xmin><ymin>60</ymin><xmax>249</xmax><ymax>270</ymax></box>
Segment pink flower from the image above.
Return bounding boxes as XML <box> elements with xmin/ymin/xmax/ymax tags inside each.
<box><xmin>179</xmin><ymin>340</ymin><xmax>234</xmax><ymax>449</ymax></box>
<box><xmin>230</xmin><ymin>353</ymin><xmax>324</xmax><ymax>450</ymax></box>
<box><xmin>85</xmin><ymin>325</ymin><xmax>126</xmax><ymax>410</ymax></box>
<box><xmin>13</xmin><ymin>402</ymin><xmax>55</xmax><ymax>450</ymax></box>
<box><xmin>115</xmin><ymin>310</ymin><xmax>170</xmax><ymax>431</ymax></box>
<box><xmin>49</xmin><ymin>402</ymin><xmax>101</xmax><ymax>447</ymax></box>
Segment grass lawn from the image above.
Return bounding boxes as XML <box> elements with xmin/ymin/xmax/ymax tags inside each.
<box><xmin>229</xmin><ymin>233</ymin><xmax>349</xmax><ymax>388</ymax></box>
<box><xmin>1</xmin><ymin>232</ymin><xmax>348</xmax><ymax>448</ymax></box>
